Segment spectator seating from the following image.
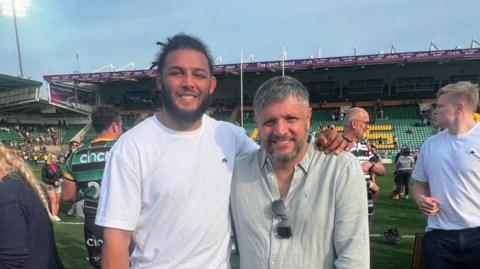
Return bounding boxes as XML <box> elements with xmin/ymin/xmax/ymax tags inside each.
<box><xmin>0</xmin><ymin>130</ymin><xmax>22</xmax><ymax>141</ymax></box>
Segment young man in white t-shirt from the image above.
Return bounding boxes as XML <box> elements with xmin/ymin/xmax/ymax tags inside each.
<box><xmin>96</xmin><ymin>34</ymin><xmax>349</xmax><ymax>269</ymax></box>
<box><xmin>412</xmin><ymin>81</ymin><xmax>480</xmax><ymax>269</ymax></box>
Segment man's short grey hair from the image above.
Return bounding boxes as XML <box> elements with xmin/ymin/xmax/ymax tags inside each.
<box><xmin>343</xmin><ymin>107</ymin><xmax>368</xmax><ymax>128</ymax></box>
<box><xmin>253</xmin><ymin>76</ymin><xmax>309</xmax><ymax>112</ymax></box>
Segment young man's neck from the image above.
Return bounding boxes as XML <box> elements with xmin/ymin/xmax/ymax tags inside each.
<box><xmin>447</xmin><ymin>116</ymin><xmax>476</xmax><ymax>135</ymax></box>
<box><xmin>156</xmin><ymin>110</ymin><xmax>203</xmax><ymax>132</ymax></box>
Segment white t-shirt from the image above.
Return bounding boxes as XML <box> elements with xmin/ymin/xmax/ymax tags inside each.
<box><xmin>412</xmin><ymin>122</ymin><xmax>480</xmax><ymax>230</ymax></box>
<box><xmin>95</xmin><ymin>115</ymin><xmax>258</xmax><ymax>269</ymax></box>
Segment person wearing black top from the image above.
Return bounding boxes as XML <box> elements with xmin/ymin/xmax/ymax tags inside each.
<box><xmin>0</xmin><ymin>143</ymin><xmax>64</xmax><ymax>269</ymax></box>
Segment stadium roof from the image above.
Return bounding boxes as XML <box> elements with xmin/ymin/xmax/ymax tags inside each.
<box><xmin>0</xmin><ymin>73</ymin><xmax>42</xmax><ymax>91</ymax></box>
<box><xmin>0</xmin><ymin>73</ymin><xmax>85</xmax><ymax>116</ymax></box>
<box><xmin>43</xmin><ymin>48</ymin><xmax>480</xmax><ymax>83</ymax></box>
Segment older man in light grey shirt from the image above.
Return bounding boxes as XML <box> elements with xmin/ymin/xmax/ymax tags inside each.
<box><xmin>230</xmin><ymin>76</ymin><xmax>369</xmax><ymax>269</ymax></box>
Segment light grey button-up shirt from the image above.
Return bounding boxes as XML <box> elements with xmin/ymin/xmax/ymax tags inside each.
<box><xmin>230</xmin><ymin>140</ymin><xmax>369</xmax><ymax>269</ymax></box>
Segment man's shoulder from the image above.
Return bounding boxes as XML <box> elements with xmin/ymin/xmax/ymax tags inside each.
<box><xmin>115</xmin><ymin>116</ymin><xmax>157</xmax><ymax>144</ymax></box>
<box><xmin>70</xmin><ymin>140</ymin><xmax>114</xmax><ymax>156</ymax></box>
<box><xmin>232</xmin><ymin>149</ymin><xmax>264</xmax><ymax>186</ymax></box>
<box><xmin>235</xmin><ymin>147</ymin><xmax>261</xmax><ymax>165</ymax></box>
<box><xmin>335</xmin><ymin>151</ymin><xmax>361</xmax><ymax>163</ymax></box>
<box><xmin>205</xmin><ymin>115</ymin><xmax>245</xmax><ymax>134</ymax></box>
<box><xmin>125</xmin><ymin>115</ymin><xmax>156</xmax><ymax>134</ymax></box>
<box><xmin>467</xmin><ymin>122</ymin><xmax>480</xmax><ymax>137</ymax></box>
<box><xmin>204</xmin><ymin>116</ymin><xmax>255</xmax><ymax>152</ymax></box>
<box><xmin>74</xmin><ymin>142</ymin><xmax>92</xmax><ymax>152</ymax></box>
<box><xmin>315</xmin><ymin>148</ymin><xmax>360</xmax><ymax>168</ymax></box>
<box><xmin>348</xmin><ymin>140</ymin><xmax>369</xmax><ymax>151</ymax></box>
<box><xmin>422</xmin><ymin>129</ymin><xmax>447</xmax><ymax>146</ymax></box>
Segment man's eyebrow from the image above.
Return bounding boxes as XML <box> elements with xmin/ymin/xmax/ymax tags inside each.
<box><xmin>165</xmin><ymin>66</ymin><xmax>209</xmax><ymax>73</ymax></box>
<box><xmin>192</xmin><ymin>68</ymin><xmax>209</xmax><ymax>73</ymax></box>
<box><xmin>166</xmin><ymin>65</ymin><xmax>183</xmax><ymax>70</ymax></box>
<box><xmin>262</xmin><ymin>117</ymin><xmax>277</xmax><ymax>123</ymax></box>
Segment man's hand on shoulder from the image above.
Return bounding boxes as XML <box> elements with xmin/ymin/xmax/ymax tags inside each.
<box><xmin>316</xmin><ymin>128</ymin><xmax>351</xmax><ymax>154</ymax></box>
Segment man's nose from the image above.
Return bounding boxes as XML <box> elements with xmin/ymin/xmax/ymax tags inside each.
<box><xmin>181</xmin><ymin>73</ymin><xmax>195</xmax><ymax>88</ymax></box>
<box><xmin>272</xmin><ymin>120</ymin><xmax>288</xmax><ymax>135</ymax></box>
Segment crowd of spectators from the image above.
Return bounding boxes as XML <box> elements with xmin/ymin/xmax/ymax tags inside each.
<box><xmin>0</xmin><ymin>120</ymin><xmax>74</xmax><ymax>166</ymax></box>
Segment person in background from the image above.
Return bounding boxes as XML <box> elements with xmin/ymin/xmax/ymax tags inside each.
<box><xmin>412</xmin><ymin>81</ymin><xmax>480</xmax><ymax>268</ymax></box>
<box><xmin>65</xmin><ymin>140</ymin><xmax>80</xmax><ymax>160</ymax></box>
<box><xmin>412</xmin><ymin>149</ymin><xmax>420</xmax><ymax>161</ymax></box>
<box><xmin>394</xmin><ymin>144</ymin><xmax>408</xmax><ymax>163</ymax></box>
<box><xmin>63</xmin><ymin>106</ymin><xmax>123</xmax><ymax>268</ymax></box>
<box><xmin>32</xmin><ymin>152</ymin><xmax>38</xmax><ymax>165</ymax></box>
<box><xmin>368</xmin><ymin>144</ymin><xmax>381</xmax><ymax>199</ymax></box>
<box><xmin>64</xmin><ymin>140</ymin><xmax>84</xmax><ymax>219</ymax></box>
<box><xmin>342</xmin><ymin>107</ymin><xmax>385</xmax><ymax>223</ymax></box>
<box><xmin>393</xmin><ymin>147</ymin><xmax>415</xmax><ymax>199</ymax></box>
<box><xmin>42</xmin><ymin>152</ymin><xmax>63</xmax><ymax>222</ymax></box>
<box><xmin>0</xmin><ymin>142</ymin><xmax>64</xmax><ymax>268</ymax></box>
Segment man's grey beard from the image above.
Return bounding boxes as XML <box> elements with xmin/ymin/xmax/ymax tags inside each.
<box><xmin>266</xmin><ymin>133</ymin><xmax>309</xmax><ymax>162</ymax></box>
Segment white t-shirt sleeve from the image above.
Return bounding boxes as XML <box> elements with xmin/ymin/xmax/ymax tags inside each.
<box><xmin>95</xmin><ymin>141</ymin><xmax>142</xmax><ymax>230</ymax></box>
<box><xmin>411</xmin><ymin>143</ymin><xmax>427</xmax><ymax>183</ymax></box>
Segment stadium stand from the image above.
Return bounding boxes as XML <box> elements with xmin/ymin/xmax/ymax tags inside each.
<box><xmin>0</xmin><ymin>129</ymin><xmax>22</xmax><ymax>141</ymax></box>
<box><xmin>219</xmin><ymin>98</ymin><xmax>438</xmax><ymax>159</ymax></box>
<box><xmin>35</xmin><ymin>47</ymin><xmax>480</xmax><ymax>161</ymax></box>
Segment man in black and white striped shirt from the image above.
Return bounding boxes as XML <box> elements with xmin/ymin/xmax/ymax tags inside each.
<box><xmin>343</xmin><ymin>107</ymin><xmax>385</xmax><ymax>223</ymax></box>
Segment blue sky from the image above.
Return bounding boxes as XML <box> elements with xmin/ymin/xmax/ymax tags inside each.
<box><xmin>1</xmin><ymin>0</ymin><xmax>479</xmax><ymax>83</ymax></box>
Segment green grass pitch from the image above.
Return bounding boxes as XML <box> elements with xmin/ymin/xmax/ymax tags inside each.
<box><xmin>32</xmin><ymin>163</ymin><xmax>427</xmax><ymax>269</ymax></box>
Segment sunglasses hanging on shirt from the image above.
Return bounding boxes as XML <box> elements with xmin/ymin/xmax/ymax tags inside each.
<box><xmin>272</xmin><ymin>199</ymin><xmax>293</xmax><ymax>239</ymax></box>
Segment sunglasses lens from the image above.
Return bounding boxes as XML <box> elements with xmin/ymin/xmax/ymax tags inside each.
<box><xmin>272</xmin><ymin>200</ymin><xmax>286</xmax><ymax>218</ymax></box>
<box><xmin>272</xmin><ymin>200</ymin><xmax>292</xmax><ymax>239</ymax></box>
<box><xmin>277</xmin><ymin>220</ymin><xmax>292</xmax><ymax>238</ymax></box>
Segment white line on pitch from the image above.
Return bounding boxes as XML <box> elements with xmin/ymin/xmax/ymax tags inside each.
<box><xmin>370</xmin><ymin>234</ymin><xmax>416</xmax><ymax>238</ymax></box>
<box><xmin>54</xmin><ymin>223</ymin><xmax>419</xmax><ymax>238</ymax></box>
<box><xmin>55</xmin><ymin>222</ymin><xmax>84</xmax><ymax>225</ymax></box>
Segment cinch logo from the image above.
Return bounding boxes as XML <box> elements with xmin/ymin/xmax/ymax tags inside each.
<box><xmin>86</xmin><ymin>235</ymin><xmax>104</xmax><ymax>247</ymax></box>
<box><xmin>80</xmin><ymin>150</ymin><xmax>110</xmax><ymax>164</ymax></box>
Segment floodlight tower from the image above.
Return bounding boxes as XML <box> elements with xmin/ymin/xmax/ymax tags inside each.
<box><xmin>1</xmin><ymin>0</ymin><xmax>30</xmax><ymax>77</ymax></box>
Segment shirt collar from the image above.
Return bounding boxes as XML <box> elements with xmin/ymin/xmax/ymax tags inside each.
<box><xmin>91</xmin><ymin>137</ymin><xmax>116</xmax><ymax>143</ymax></box>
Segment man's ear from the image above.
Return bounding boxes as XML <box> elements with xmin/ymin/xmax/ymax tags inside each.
<box><xmin>350</xmin><ymin>120</ymin><xmax>357</xmax><ymax>129</ymax></box>
<box><xmin>307</xmin><ymin>107</ymin><xmax>312</xmax><ymax>130</ymax></box>
<box><xmin>155</xmin><ymin>75</ymin><xmax>163</xmax><ymax>91</ymax></box>
<box><xmin>209</xmin><ymin>76</ymin><xmax>217</xmax><ymax>95</ymax></box>
<box><xmin>112</xmin><ymin>122</ymin><xmax>120</xmax><ymax>133</ymax></box>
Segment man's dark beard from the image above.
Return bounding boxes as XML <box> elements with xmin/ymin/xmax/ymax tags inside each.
<box><xmin>160</xmin><ymin>89</ymin><xmax>211</xmax><ymax>124</ymax></box>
